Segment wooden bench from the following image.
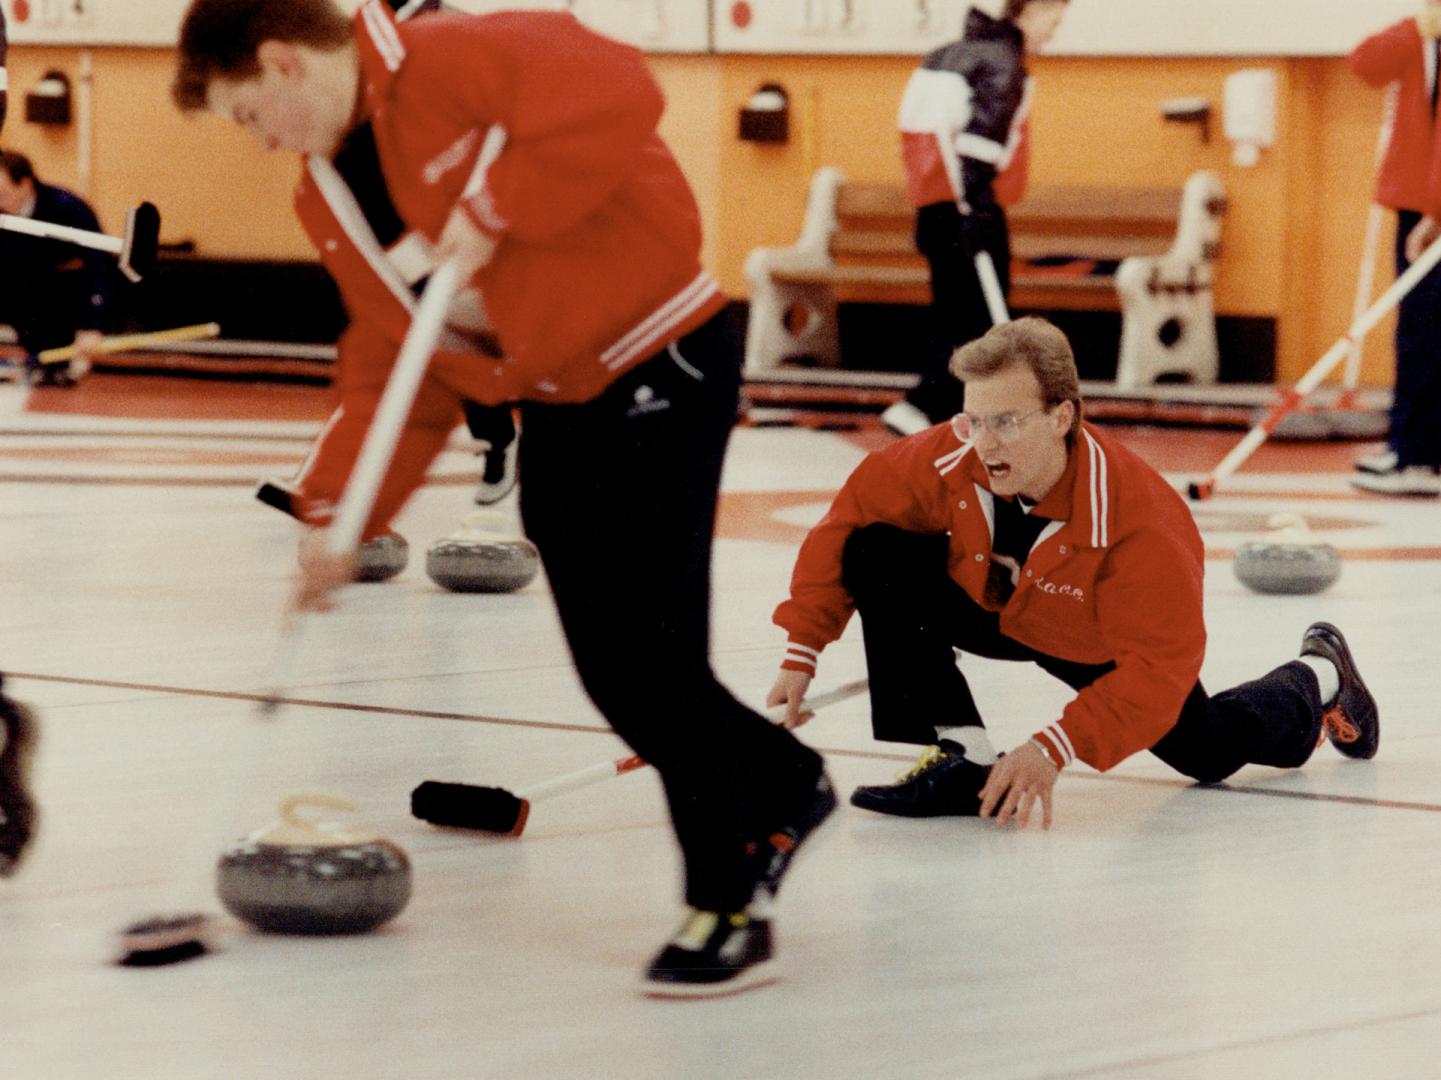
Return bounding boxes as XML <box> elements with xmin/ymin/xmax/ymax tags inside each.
<box><xmin>743</xmin><ymin>168</ymin><xmax>1227</xmax><ymax>389</ymax></box>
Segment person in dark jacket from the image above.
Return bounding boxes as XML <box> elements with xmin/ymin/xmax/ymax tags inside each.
<box><xmin>0</xmin><ymin>150</ymin><xmax>119</xmax><ymax>384</ymax></box>
<box><xmin>885</xmin><ymin>0</ymin><xmax>1068</xmax><ymax>436</ymax></box>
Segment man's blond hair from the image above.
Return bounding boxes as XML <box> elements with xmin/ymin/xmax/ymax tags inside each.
<box><xmin>950</xmin><ymin>316</ymin><xmax>1083</xmax><ymax>437</ymax></box>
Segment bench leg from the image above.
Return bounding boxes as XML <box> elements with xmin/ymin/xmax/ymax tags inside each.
<box><xmin>1115</xmin><ymin>258</ymin><xmax>1220</xmax><ymax>389</ymax></box>
<box><xmin>743</xmin><ymin>266</ymin><xmax>842</xmax><ymax>378</ymax></box>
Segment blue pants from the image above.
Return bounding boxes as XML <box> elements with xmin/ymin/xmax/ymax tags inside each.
<box><xmin>1390</xmin><ymin>210</ymin><xmax>1441</xmax><ymax>469</ymax></box>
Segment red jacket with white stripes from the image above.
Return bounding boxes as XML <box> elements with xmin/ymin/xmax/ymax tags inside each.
<box><xmin>1350</xmin><ymin>18</ymin><xmax>1441</xmax><ymax>217</ymax></box>
<box><xmin>773</xmin><ymin>421</ymin><xmax>1207</xmax><ymax>773</ymax></box>
<box><xmin>898</xmin><ymin>8</ymin><xmax>1032</xmax><ymax>210</ymax></box>
<box><xmin>283</xmin><ymin>2</ymin><xmax>723</xmax><ymax>536</ymax></box>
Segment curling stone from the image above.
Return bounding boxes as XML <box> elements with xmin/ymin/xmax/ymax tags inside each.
<box><xmin>355</xmin><ymin>531</ymin><xmax>408</xmax><ymax>583</ymax></box>
<box><xmin>216</xmin><ymin>794</ymin><xmax>411</xmax><ymax>935</ymax></box>
<box><xmin>425</xmin><ymin>510</ymin><xmax>540</xmax><ymax>593</ymax></box>
<box><xmin>1266</xmin><ymin>408</ymin><xmax>1332</xmax><ymax>442</ymax></box>
<box><xmin>1325</xmin><ymin>408</ymin><xmax>1390</xmax><ymax>441</ymax></box>
<box><xmin>1233</xmin><ymin>513</ymin><xmax>1342</xmax><ymax>595</ymax></box>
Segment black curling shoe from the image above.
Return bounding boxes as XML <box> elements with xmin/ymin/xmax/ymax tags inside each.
<box><xmin>1301</xmin><ymin>622</ymin><xmax>1379</xmax><ymax>760</ymax></box>
<box><xmin>850</xmin><ymin>740</ymin><xmax>992</xmax><ymax>818</ymax></box>
<box><xmin>0</xmin><ymin>675</ymin><xmax>39</xmax><ymax>877</ymax></box>
<box><xmin>643</xmin><ymin>910</ymin><xmax>777</xmax><ymax>998</ymax></box>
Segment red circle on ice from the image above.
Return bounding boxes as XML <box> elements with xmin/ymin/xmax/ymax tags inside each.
<box><xmin>732</xmin><ymin>2</ymin><xmax>752</xmax><ymax>30</ymax></box>
<box><xmin>15</xmin><ymin>0</ymin><xmax>31</xmax><ymax>22</ymax></box>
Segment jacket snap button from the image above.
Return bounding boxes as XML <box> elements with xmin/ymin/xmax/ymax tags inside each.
<box><xmin>1059</xmin><ymin>545</ymin><xmax>1067</xmax><ymax>554</ymax></box>
<box><xmin>958</xmin><ymin>500</ymin><xmax>967</xmax><ymax>509</ymax></box>
<box><xmin>975</xmin><ymin>554</ymin><xmax>984</xmax><ymax>562</ymax></box>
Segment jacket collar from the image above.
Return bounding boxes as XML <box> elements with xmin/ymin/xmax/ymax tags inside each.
<box><xmin>356</xmin><ymin>0</ymin><xmax>406</xmax><ymax>115</ymax></box>
<box><xmin>946</xmin><ymin>422</ymin><xmax>1113</xmax><ymax>549</ymax></box>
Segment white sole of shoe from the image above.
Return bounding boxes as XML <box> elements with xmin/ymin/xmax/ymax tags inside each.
<box><xmin>1348</xmin><ymin>478</ymin><xmax>1441</xmax><ymax>498</ymax></box>
<box><xmin>640</xmin><ymin>959</ymin><xmax>781</xmax><ymax>1000</ymax></box>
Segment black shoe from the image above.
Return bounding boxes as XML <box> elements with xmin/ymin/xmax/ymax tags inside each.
<box><xmin>0</xmin><ymin>676</ymin><xmax>39</xmax><ymax>877</ymax></box>
<box><xmin>642</xmin><ymin>909</ymin><xmax>776</xmax><ymax>998</ymax></box>
<box><xmin>751</xmin><ymin>772</ymin><xmax>836</xmax><ymax>903</ymax></box>
<box><xmin>474</xmin><ymin>441</ymin><xmax>517</xmax><ymax>505</ymax></box>
<box><xmin>1301</xmin><ymin>622</ymin><xmax>1378</xmax><ymax>760</ymax></box>
<box><xmin>850</xmin><ymin>741</ymin><xmax>991</xmax><ymax>817</ymax></box>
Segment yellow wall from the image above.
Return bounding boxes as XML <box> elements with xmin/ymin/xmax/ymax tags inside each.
<box><xmin>1</xmin><ymin>44</ymin><xmax>1398</xmax><ymax>384</ymax></box>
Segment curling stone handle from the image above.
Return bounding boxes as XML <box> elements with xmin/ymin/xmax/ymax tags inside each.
<box><xmin>249</xmin><ymin>793</ymin><xmax>372</xmax><ymax>847</ymax></box>
<box><xmin>281</xmin><ymin>793</ymin><xmax>358</xmax><ymax>824</ymax></box>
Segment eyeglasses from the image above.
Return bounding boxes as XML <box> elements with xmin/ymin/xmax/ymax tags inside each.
<box><xmin>952</xmin><ymin>407</ymin><xmax>1049</xmax><ymax>445</ymax></box>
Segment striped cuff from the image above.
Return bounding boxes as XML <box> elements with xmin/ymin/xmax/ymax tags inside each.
<box><xmin>1030</xmin><ymin>723</ymin><xmax>1076</xmax><ymax>769</ymax></box>
<box><xmin>781</xmin><ymin>641</ymin><xmax>820</xmax><ymax>675</ymax></box>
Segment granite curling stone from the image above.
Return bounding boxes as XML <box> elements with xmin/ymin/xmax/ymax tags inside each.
<box><xmin>425</xmin><ymin>511</ymin><xmax>540</xmax><ymax>594</ymax></box>
<box><xmin>354</xmin><ymin>531</ymin><xmax>408</xmax><ymax>583</ymax></box>
<box><xmin>1233</xmin><ymin>513</ymin><xmax>1341</xmax><ymax>595</ymax></box>
<box><xmin>217</xmin><ymin>794</ymin><xmax>412</xmax><ymax>935</ymax></box>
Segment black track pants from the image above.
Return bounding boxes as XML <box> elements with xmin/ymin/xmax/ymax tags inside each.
<box><xmin>842</xmin><ymin>525</ymin><xmax>1322</xmax><ymax>783</ymax></box>
<box><xmin>519</xmin><ymin>313</ymin><xmax>824</xmax><ymax>913</ymax></box>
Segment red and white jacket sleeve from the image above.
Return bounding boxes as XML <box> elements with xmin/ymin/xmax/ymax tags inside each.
<box><xmin>418</xmin><ymin>13</ymin><xmax>665</xmax><ymax>246</ymax></box>
<box><xmin>285</xmin><ymin>320</ymin><xmax>459</xmax><ymax>542</ymax></box>
<box><xmin>773</xmin><ymin>446</ymin><xmax>949</xmax><ymax>678</ymax></box>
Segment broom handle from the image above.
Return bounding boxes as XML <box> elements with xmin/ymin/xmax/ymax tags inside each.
<box><xmin>516</xmin><ymin>679</ymin><xmax>871</xmax><ymax>802</ymax></box>
<box><xmin>1342</xmin><ymin>83</ymin><xmax>1398</xmax><ymax>390</ymax></box>
<box><xmin>519</xmin><ymin>755</ymin><xmax>647</xmax><ymax>802</ymax></box>
<box><xmin>329</xmin><ymin>121</ymin><xmax>507</xmax><ymax>556</ymax></box>
<box><xmin>259</xmin><ymin>125</ymin><xmax>507</xmax><ymax>709</ymax></box>
<box><xmin>1340</xmin><ymin>203</ymin><xmax>1387</xmax><ymax>391</ymax></box>
<box><xmin>1199</xmin><ymin>228</ymin><xmax>1441</xmax><ymax>495</ymax></box>
<box><xmin>326</xmin><ymin>258</ymin><xmax>463</xmax><ymax>554</ymax></box>
<box><xmin>0</xmin><ymin>211</ymin><xmax>123</xmax><ymax>254</ymax></box>
<box><xmin>975</xmin><ymin>250</ymin><xmax>1012</xmax><ymax>327</ymax></box>
<box><xmin>36</xmin><ymin>322</ymin><xmax>221</xmax><ymax>365</ymax></box>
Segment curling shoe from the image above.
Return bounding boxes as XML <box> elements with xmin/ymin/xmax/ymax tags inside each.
<box><xmin>0</xmin><ymin>675</ymin><xmax>39</xmax><ymax>876</ymax></box>
<box><xmin>1353</xmin><ymin>448</ymin><xmax>1397</xmax><ymax>475</ymax></box>
<box><xmin>642</xmin><ymin>909</ymin><xmax>776</xmax><ymax>998</ymax></box>
<box><xmin>850</xmin><ymin>740</ymin><xmax>991</xmax><ymax>817</ymax></box>
<box><xmin>1302</xmin><ymin>623</ymin><xmax>1379</xmax><ymax>760</ymax></box>
<box><xmin>1349</xmin><ymin>464</ymin><xmax>1441</xmax><ymax>497</ymax></box>
<box><xmin>473</xmin><ymin>440</ymin><xmax>518</xmax><ymax>505</ymax></box>
<box><xmin>751</xmin><ymin>772</ymin><xmax>837</xmax><ymax>904</ymax></box>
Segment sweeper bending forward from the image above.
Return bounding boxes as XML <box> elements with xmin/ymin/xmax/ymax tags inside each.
<box><xmin>174</xmin><ymin>0</ymin><xmax>832</xmax><ymax>997</ymax></box>
<box><xmin>769</xmin><ymin>317</ymin><xmax>1379</xmax><ymax>828</ymax></box>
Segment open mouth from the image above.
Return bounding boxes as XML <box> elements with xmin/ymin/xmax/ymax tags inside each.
<box><xmin>985</xmin><ymin>462</ymin><xmax>1012</xmax><ymax>481</ymax></box>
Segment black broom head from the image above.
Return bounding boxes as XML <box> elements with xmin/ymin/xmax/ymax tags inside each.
<box><xmin>119</xmin><ymin>202</ymin><xmax>161</xmax><ymax>284</ymax></box>
<box><xmin>411</xmin><ymin>780</ymin><xmax>530</xmax><ymax>836</ymax></box>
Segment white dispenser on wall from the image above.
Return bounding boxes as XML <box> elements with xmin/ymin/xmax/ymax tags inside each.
<box><xmin>1223</xmin><ymin>68</ymin><xmax>1276</xmax><ymax>168</ymax></box>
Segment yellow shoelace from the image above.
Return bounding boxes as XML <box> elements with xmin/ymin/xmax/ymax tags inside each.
<box><xmin>895</xmin><ymin>744</ymin><xmax>947</xmax><ymax>782</ymax></box>
<box><xmin>673</xmin><ymin>909</ymin><xmax>749</xmax><ymax>951</ymax></box>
